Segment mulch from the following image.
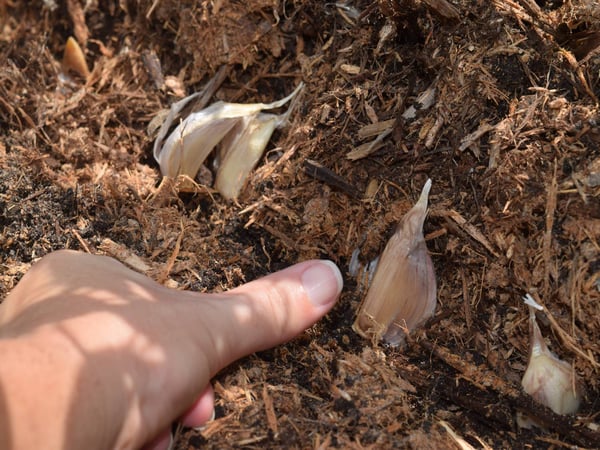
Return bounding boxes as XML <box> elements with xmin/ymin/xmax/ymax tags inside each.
<box><xmin>1</xmin><ymin>0</ymin><xmax>599</xmax><ymax>448</ymax></box>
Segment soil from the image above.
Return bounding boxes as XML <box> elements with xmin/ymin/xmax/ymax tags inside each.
<box><xmin>1</xmin><ymin>0</ymin><xmax>599</xmax><ymax>448</ymax></box>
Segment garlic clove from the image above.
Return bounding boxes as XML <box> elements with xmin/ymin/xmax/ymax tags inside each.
<box><xmin>62</xmin><ymin>36</ymin><xmax>90</xmax><ymax>79</ymax></box>
<box><xmin>152</xmin><ymin>91</ymin><xmax>202</xmax><ymax>162</ymax></box>
<box><xmin>214</xmin><ymin>112</ymin><xmax>284</xmax><ymax>200</ymax></box>
<box><xmin>153</xmin><ymin>83</ymin><xmax>303</xmax><ymax>184</ymax></box>
<box><xmin>521</xmin><ymin>302</ymin><xmax>582</xmax><ymax>415</ymax></box>
<box><xmin>352</xmin><ymin>179</ymin><xmax>436</xmax><ymax>346</ymax></box>
<box><xmin>158</xmin><ymin>114</ymin><xmax>240</xmax><ymax>178</ymax></box>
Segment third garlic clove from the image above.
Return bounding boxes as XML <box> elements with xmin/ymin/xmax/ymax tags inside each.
<box><xmin>521</xmin><ymin>297</ymin><xmax>582</xmax><ymax>416</ymax></box>
<box><xmin>214</xmin><ymin>112</ymin><xmax>284</xmax><ymax>200</ymax></box>
<box><xmin>352</xmin><ymin>179</ymin><xmax>436</xmax><ymax>346</ymax></box>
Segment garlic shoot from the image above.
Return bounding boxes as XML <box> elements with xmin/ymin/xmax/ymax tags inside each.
<box><xmin>352</xmin><ymin>179</ymin><xmax>436</xmax><ymax>346</ymax></box>
<box><xmin>153</xmin><ymin>83</ymin><xmax>303</xmax><ymax>196</ymax></box>
<box><xmin>521</xmin><ymin>295</ymin><xmax>581</xmax><ymax>416</ymax></box>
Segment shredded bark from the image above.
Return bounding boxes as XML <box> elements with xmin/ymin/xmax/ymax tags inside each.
<box><xmin>1</xmin><ymin>0</ymin><xmax>599</xmax><ymax>448</ymax></box>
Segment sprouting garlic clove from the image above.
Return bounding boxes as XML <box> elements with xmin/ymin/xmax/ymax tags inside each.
<box><xmin>352</xmin><ymin>179</ymin><xmax>436</xmax><ymax>346</ymax></box>
<box><xmin>521</xmin><ymin>300</ymin><xmax>582</xmax><ymax>415</ymax></box>
<box><xmin>153</xmin><ymin>83</ymin><xmax>303</xmax><ymax>188</ymax></box>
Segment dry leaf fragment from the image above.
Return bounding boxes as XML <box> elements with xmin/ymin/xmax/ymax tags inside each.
<box><xmin>353</xmin><ymin>179</ymin><xmax>436</xmax><ymax>346</ymax></box>
<box><xmin>423</xmin><ymin>0</ymin><xmax>460</xmax><ymax>20</ymax></box>
<box><xmin>347</xmin><ymin>82</ymin><xmax>437</xmax><ymax>161</ymax></box>
<box><xmin>402</xmin><ymin>84</ymin><xmax>436</xmax><ymax>120</ymax></box>
<box><xmin>62</xmin><ymin>36</ymin><xmax>90</xmax><ymax>79</ymax></box>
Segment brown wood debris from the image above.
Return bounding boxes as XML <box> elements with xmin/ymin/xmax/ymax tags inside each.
<box><xmin>1</xmin><ymin>0</ymin><xmax>599</xmax><ymax>448</ymax></box>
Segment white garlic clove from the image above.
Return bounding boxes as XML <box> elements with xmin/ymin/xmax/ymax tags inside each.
<box><xmin>158</xmin><ymin>114</ymin><xmax>240</xmax><ymax>178</ymax></box>
<box><xmin>214</xmin><ymin>112</ymin><xmax>284</xmax><ymax>200</ymax></box>
<box><xmin>152</xmin><ymin>91</ymin><xmax>202</xmax><ymax>160</ymax></box>
<box><xmin>353</xmin><ymin>179</ymin><xmax>436</xmax><ymax>346</ymax></box>
<box><xmin>153</xmin><ymin>83</ymin><xmax>303</xmax><ymax>184</ymax></box>
<box><xmin>521</xmin><ymin>304</ymin><xmax>582</xmax><ymax>415</ymax></box>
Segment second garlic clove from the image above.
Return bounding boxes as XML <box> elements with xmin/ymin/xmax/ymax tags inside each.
<box><xmin>214</xmin><ymin>112</ymin><xmax>287</xmax><ymax>200</ymax></box>
<box><xmin>353</xmin><ymin>179</ymin><xmax>436</xmax><ymax>346</ymax></box>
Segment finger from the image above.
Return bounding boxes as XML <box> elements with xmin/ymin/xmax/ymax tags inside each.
<box><xmin>192</xmin><ymin>259</ymin><xmax>343</xmax><ymax>374</ymax></box>
<box><xmin>180</xmin><ymin>384</ymin><xmax>215</xmax><ymax>428</ymax></box>
<box><xmin>141</xmin><ymin>428</ymin><xmax>172</xmax><ymax>450</ymax></box>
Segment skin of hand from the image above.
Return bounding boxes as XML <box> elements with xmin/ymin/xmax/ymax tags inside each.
<box><xmin>0</xmin><ymin>250</ymin><xmax>343</xmax><ymax>450</ymax></box>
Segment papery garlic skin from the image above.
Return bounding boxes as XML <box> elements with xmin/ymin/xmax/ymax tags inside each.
<box><xmin>153</xmin><ymin>84</ymin><xmax>303</xmax><ymax>186</ymax></box>
<box><xmin>214</xmin><ymin>112</ymin><xmax>285</xmax><ymax>200</ymax></box>
<box><xmin>521</xmin><ymin>306</ymin><xmax>581</xmax><ymax>415</ymax></box>
<box><xmin>353</xmin><ymin>179</ymin><xmax>436</xmax><ymax>346</ymax></box>
<box><xmin>158</xmin><ymin>111</ymin><xmax>239</xmax><ymax>179</ymax></box>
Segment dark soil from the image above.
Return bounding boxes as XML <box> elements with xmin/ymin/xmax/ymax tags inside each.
<box><xmin>1</xmin><ymin>0</ymin><xmax>599</xmax><ymax>448</ymax></box>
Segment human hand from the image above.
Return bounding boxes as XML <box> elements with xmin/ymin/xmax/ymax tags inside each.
<box><xmin>0</xmin><ymin>250</ymin><xmax>343</xmax><ymax>449</ymax></box>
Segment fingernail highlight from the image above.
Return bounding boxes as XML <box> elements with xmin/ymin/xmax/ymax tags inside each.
<box><xmin>301</xmin><ymin>260</ymin><xmax>343</xmax><ymax>307</ymax></box>
<box><xmin>193</xmin><ymin>408</ymin><xmax>215</xmax><ymax>432</ymax></box>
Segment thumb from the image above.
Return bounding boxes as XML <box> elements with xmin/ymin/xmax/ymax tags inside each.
<box><xmin>196</xmin><ymin>260</ymin><xmax>343</xmax><ymax>374</ymax></box>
